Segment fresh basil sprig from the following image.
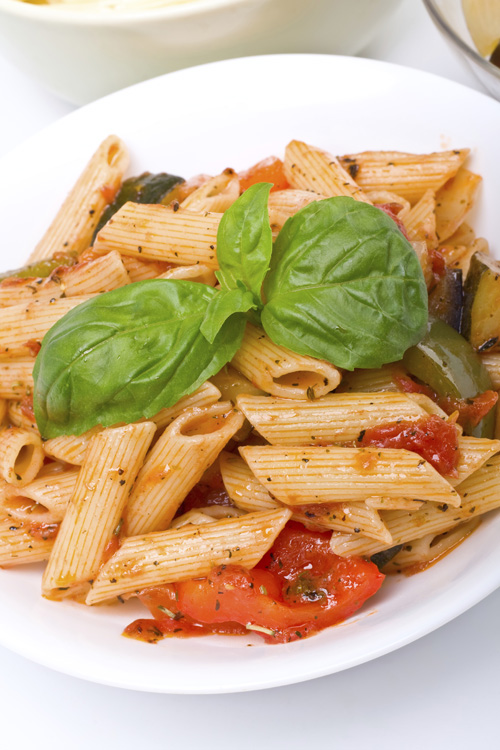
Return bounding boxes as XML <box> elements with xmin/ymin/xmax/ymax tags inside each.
<box><xmin>33</xmin><ymin>186</ymin><xmax>428</xmax><ymax>439</ymax></box>
<box><xmin>33</xmin><ymin>280</ymin><xmax>245</xmax><ymax>438</ymax></box>
<box><xmin>261</xmin><ymin>197</ymin><xmax>428</xmax><ymax>369</ymax></box>
<box><xmin>215</xmin><ymin>182</ymin><xmax>272</xmax><ymax>303</ymax></box>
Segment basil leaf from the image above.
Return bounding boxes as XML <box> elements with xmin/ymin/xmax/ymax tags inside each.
<box><xmin>200</xmin><ymin>288</ymin><xmax>257</xmax><ymax>344</ymax></box>
<box><xmin>33</xmin><ymin>279</ymin><xmax>245</xmax><ymax>438</ymax></box>
<box><xmin>262</xmin><ymin>197</ymin><xmax>428</xmax><ymax>370</ymax></box>
<box><xmin>215</xmin><ymin>182</ymin><xmax>273</xmax><ymax>302</ymax></box>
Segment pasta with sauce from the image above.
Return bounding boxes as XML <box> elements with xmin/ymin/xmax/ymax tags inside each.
<box><xmin>0</xmin><ymin>135</ymin><xmax>499</xmax><ymax>644</ymax></box>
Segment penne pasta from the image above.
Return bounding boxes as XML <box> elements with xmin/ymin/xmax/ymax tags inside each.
<box><xmin>120</xmin><ymin>255</ymin><xmax>173</xmax><ymax>282</ymax></box>
<box><xmin>267</xmin><ymin>189</ymin><xmax>327</xmax><ymax>230</ymax></box>
<box><xmin>28</xmin><ymin>135</ymin><xmax>129</xmax><ymax>262</ymax></box>
<box><xmin>480</xmin><ymin>351</ymin><xmax>500</xmax><ymax>389</ymax></box>
<box><xmin>124</xmin><ymin>401</ymin><xmax>245</xmax><ymax>536</ymax></box>
<box><xmin>337</xmin><ymin>149</ymin><xmax>469</xmax><ymax>204</ymax></box>
<box><xmin>382</xmin><ymin>518</ymin><xmax>481</xmax><ymax>572</ymax></box>
<box><xmin>284</xmin><ymin>140</ymin><xmax>371</xmax><ymax>203</ymax></box>
<box><xmin>330</xmin><ymin>453</ymin><xmax>500</xmax><ymax>558</ymax></box>
<box><xmin>0</xmin><ymin>426</ymin><xmax>45</xmax><ymax>487</ymax></box>
<box><xmin>158</xmin><ymin>263</ymin><xmax>217</xmax><ymax>287</ymax></box>
<box><xmin>86</xmin><ymin>508</ymin><xmax>292</xmax><ymax>605</ymax></box>
<box><xmin>232</xmin><ymin>324</ymin><xmax>341</xmax><ymax>399</ymax></box>
<box><xmin>435</xmin><ymin>167</ymin><xmax>482</xmax><ymax>242</ymax></box>
<box><xmin>404</xmin><ymin>189</ymin><xmax>438</xmax><ymax>249</ymax></box>
<box><xmin>42</xmin><ymin>422</ymin><xmax>155</xmax><ymax>598</ymax></box>
<box><xmin>0</xmin><ymin>513</ymin><xmax>58</xmax><ymax>567</ymax></box>
<box><xmin>0</xmin><ymin>358</ymin><xmax>34</xmax><ymax>400</ymax></box>
<box><xmin>219</xmin><ymin>451</ymin><xmax>392</xmax><ymax>542</ymax></box>
<box><xmin>0</xmin><ymin>463</ymin><xmax>79</xmax><ymax>522</ymax></box>
<box><xmin>93</xmin><ymin>202</ymin><xmax>222</xmax><ymax>268</ymax></box>
<box><xmin>180</xmin><ymin>170</ymin><xmax>240</xmax><ymax>213</ymax></box>
<box><xmin>0</xmin><ymin>251</ymin><xmax>129</xmax><ymax>308</ymax></box>
<box><xmin>7</xmin><ymin>400</ymin><xmax>38</xmax><ymax>432</ymax></box>
<box><xmin>239</xmin><ymin>445</ymin><xmax>461</xmax><ymax>506</ymax></box>
<box><xmin>235</xmin><ymin>392</ymin><xmax>429</xmax><ymax>445</ymax></box>
<box><xmin>0</xmin><ymin>295</ymin><xmax>92</xmax><ymax>357</ymax></box>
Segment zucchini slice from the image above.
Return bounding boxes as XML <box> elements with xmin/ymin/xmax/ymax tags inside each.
<box><xmin>462</xmin><ymin>251</ymin><xmax>500</xmax><ymax>352</ymax></box>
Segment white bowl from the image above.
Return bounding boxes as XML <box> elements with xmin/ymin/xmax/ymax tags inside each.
<box><xmin>0</xmin><ymin>0</ymin><xmax>402</xmax><ymax>105</ymax></box>
<box><xmin>1</xmin><ymin>54</ymin><xmax>500</xmax><ymax>693</ymax></box>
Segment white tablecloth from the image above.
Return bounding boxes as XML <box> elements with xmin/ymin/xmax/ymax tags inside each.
<box><xmin>0</xmin><ymin>2</ymin><xmax>498</xmax><ymax>748</ymax></box>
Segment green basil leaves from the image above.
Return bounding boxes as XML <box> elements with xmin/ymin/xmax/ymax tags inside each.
<box><xmin>262</xmin><ymin>197</ymin><xmax>428</xmax><ymax>369</ymax></box>
<box><xmin>33</xmin><ymin>280</ymin><xmax>245</xmax><ymax>438</ymax></box>
<box><xmin>33</xmin><ymin>186</ymin><xmax>428</xmax><ymax>438</ymax></box>
<box><xmin>215</xmin><ymin>182</ymin><xmax>272</xmax><ymax>301</ymax></box>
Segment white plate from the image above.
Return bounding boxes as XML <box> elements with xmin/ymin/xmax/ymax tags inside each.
<box><xmin>1</xmin><ymin>54</ymin><xmax>500</xmax><ymax>694</ymax></box>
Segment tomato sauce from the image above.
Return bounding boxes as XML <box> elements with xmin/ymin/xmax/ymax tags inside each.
<box><xmin>359</xmin><ymin>414</ymin><xmax>460</xmax><ymax>476</ymax></box>
<box><xmin>124</xmin><ymin>523</ymin><xmax>384</xmax><ymax>644</ymax></box>
<box><xmin>29</xmin><ymin>521</ymin><xmax>59</xmax><ymax>541</ymax></box>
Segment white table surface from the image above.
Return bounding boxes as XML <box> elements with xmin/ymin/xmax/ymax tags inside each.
<box><xmin>1</xmin><ymin>2</ymin><xmax>499</xmax><ymax>748</ymax></box>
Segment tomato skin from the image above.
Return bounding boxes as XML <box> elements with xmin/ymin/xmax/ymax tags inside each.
<box><xmin>359</xmin><ymin>414</ymin><xmax>460</xmax><ymax>476</ymax></box>
<box><xmin>439</xmin><ymin>390</ymin><xmax>498</xmax><ymax>429</ymax></box>
<box><xmin>125</xmin><ymin>524</ymin><xmax>384</xmax><ymax>644</ymax></box>
<box><xmin>238</xmin><ymin>156</ymin><xmax>289</xmax><ymax>193</ymax></box>
<box><xmin>376</xmin><ymin>203</ymin><xmax>410</xmax><ymax>239</ymax></box>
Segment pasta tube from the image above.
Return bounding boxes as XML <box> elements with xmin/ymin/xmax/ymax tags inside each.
<box><xmin>240</xmin><ymin>445</ymin><xmax>461</xmax><ymax>506</ymax></box>
<box><xmin>86</xmin><ymin>508</ymin><xmax>292</xmax><ymax>605</ymax></box>
<box><xmin>28</xmin><ymin>135</ymin><xmax>129</xmax><ymax>262</ymax></box>
<box><xmin>124</xmin><ymin>401</ymin><xmax>245</xmax><ymax>536</ymax></box>
<box><xmin>42</xmin><ymin>422</ymin><xmax>155</xmax><ymax>599</ymax></box>
<box><xmin>232</xmin><ymin>324</ymin><xmax>341</xmax><ymax>399</ymax></box>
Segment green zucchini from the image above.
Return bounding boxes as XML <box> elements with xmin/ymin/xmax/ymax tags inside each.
<box><xmin>403</xmin><ymin>316</ymin><xmax>496</xmax><ymax>437</ymax></box>
<box><xmin>462</xmin><ymin>251</ymin><xmax>500</xmax><ymax>353</ymax></box>
<box><xmin>0</xmin><ymin>252</ymin><xmax>78</xmax><ymax>282</ymax></box>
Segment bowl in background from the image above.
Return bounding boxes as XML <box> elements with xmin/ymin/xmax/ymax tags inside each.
<box><xmin>423</xmin><ymin>0</ymin><xmax>500</xmax><ymax>100</ymax></box>
<box><xmin>0</xmin><ymin>0</ymin><xmax>402</xmax><ymax>105</ymax></box>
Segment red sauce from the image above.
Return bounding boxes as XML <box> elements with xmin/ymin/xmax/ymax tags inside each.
<box><xmin>177</xmin><ymin>472</ymin><xmax>234</xmax><ymax>515</ymax></box>
<box><xmin>99</xmin><ymin>184</ymin><xmax>118</xmax><ymax>204</ymax></box>
<box><xmin>124</xmin><ymin>523</ymin><xmax>384</xmax><ymax>645</ymax></box>
<box><xmin>29</xmin><ymin>521</ymin><xmax>59</xmax><ymax>541</ymax></box>
<box><xmin>376</xmin><ymin>203</ymin><xmax>409</xmax><ymax>239</ymax></box>
<box><xmin>428</xmin><ymin>247</ymin><xmax>447</xmax><ymax>281</ymax></box>
<box><xmin>20</xmin><ymin>396</ymin><xmax>36</xmax><ymax>422</ymax></box>
<box><xmin>359</xmin><ymin>414</ymin><xmax>460</xmax><ymax>476</ymax></box>
<box><xmin>24</xmin><ymin>339</ymin><xmax>41</xmax><ymax>357</ymax></box>
<box><xmin>102</xmin><ymin>533</ymin><xmax>121</xmax><ymax>565</ymax></box>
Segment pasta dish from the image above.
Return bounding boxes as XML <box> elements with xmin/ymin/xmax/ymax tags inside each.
<box><xmin>0</xmin><ymin>135</ymin><xmax>498</xmax><ymax>644</ymax></box>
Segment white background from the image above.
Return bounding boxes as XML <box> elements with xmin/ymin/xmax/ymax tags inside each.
<box><xmin>0</xmin><ymin>1</ymin><xmax>499</xmax><ymax>748</ymax></box>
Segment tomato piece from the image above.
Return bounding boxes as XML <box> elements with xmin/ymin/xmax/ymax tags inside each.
<box><xmin>238</xmin><ymin>156</ymin><xmax>289</xmax><ymax>193</ymax></box>
<box><xmin>428</xmin><ymin>247</ymin><xmax>447</xmax><ymax>281</ymax></box>
<box><xmin>439</xmin><ymin>390</ymin><xmax>498</xmax><ymax>429</ymax></box>
<box><xmin>125</xmin><ymin>524</ymin><xmax>384</xmax><ymax>644</ymax></box>
<box><xmin>376</xmin><ymin>203</ymin><xmax>410</xmax><ymax>239</ymax></box>
<box><xmin>359</xmin><ymin>414</ymin><xmax>460</xmax><ymax>476</ymax></box>
<box><xmin>394</xmin><ymin>373</ymin><xmax>437</xmax><ymax>400</ymax></box>
<box><xmin>395</xmin><ymin>373</ymin><xmax>498</xmax><ymax>434</ymax></box>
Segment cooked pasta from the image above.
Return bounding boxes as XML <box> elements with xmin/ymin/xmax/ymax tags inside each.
<box><xmin>0</xmin><ymin>135</ymin><xmax>497</xmax><ymax>647</ymax></box>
